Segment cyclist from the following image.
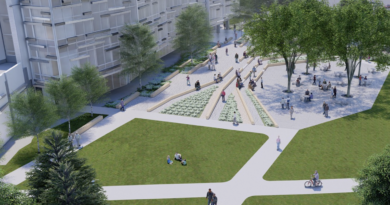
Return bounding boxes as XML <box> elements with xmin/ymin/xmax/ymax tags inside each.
<box><xmin>311</xmin><ymin>170</ymin><xmax>319</xmax><ymax>186</ymax></box>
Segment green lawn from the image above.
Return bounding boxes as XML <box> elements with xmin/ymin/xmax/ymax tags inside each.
<box><xmin>108</xmin><ymin>198</ymin><xmax>204</xmax><ymax>205</ymax></box>
<box><xmin>243</xmin><ymin>193</ymin><xmax>360</xmax><ymax>205</ymax></box>
<box><xmin>0</xmin><ymin>113</ymin><xmax>106</xmax><ymax>176</ymax></box>
<box><xmin>264</xmin><ymin>73</ymin><xmax>390</xmax><ymax>180</ymax></box>
<box><xmin>75</xmin><ymin>119</ymin><xmax>268</xmax><ymax>186</ymax></box>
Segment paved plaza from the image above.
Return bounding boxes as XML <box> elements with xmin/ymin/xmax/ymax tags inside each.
<box><xmin>1</xmin><ymin>28</ymin><xmax>388</xmax><ymax>204</ymax></box>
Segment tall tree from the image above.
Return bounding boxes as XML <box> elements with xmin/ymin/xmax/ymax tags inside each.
<box><xmin>353</xmin><ymin>144</ymin><xmax>390</xmax><ymax>204</ymax></box>
<box><xmin>72</xmin><ymin>63</ymin><xmax>109</xmax><ymax>116</ymax></box>
<box><xmin>245</xmin><ymin>1</ymin><xmax>307</xmax><ymax>92</ymax></box>
<box><xmin>298</xmin><ymin>0</ymin><xmax>332</xmax><ymax>75</ymax></box>
<box><xmin>330</xmin><ymin>0</ymin><xmax>390</xmax><ymax>97</ymax></box>
<box><xmin>27</xmin><ymin>132</ymin><xmax>107</xmax><ymax>204</ymax></box>
<box><xmin>229</xmin><ymin>0</ymin><xmax>292</xmax><ymax>25</ymax></box>
<box><xmin>46</xmin><ymin>76</ymin><xmax>87</xmax><ymax>134</ymax></box>
<box><xmin>6</xmin><ymin>88</ymin><xmax>58</xmax><ymax>153</ymax></box>
<box><xmin>120</xmin><ymin>24</ymin><xmax>163</xmax><ymax>88</ymax></box>
<box><xmin>173</xmin><ymin>4</ymin><xmax>212</xmax><ymax>65</ymax></box>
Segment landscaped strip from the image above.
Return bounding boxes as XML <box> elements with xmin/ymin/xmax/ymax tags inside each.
<box><xmin>236</xmin><ymin>88</ymin><xmax>255</xmax><ymax>125</ymax></box>
<box><xmin>263</xmin><ymin>73</ymin><xmax>390</xmax><ymax>180</ymax></box>
<box><xmin>160</xmin><ymin>86</ymin><xmax>218</xmax><ymax>117</ymax></box>
<box><xmin>74</xmin><ymin>119</ymin><xmax>268</xmax><ymax>186</ymax></box>
<box><xmin>218</xmin><ymin>94</ymin><xmax>243</xmax><ymax>123</ymax></box>
<box><xmin>243</xmin><ymin>193</ymin><xmax>359</xmax><ymax>205</ymax></box>
<box><xmin>245</xmin><ymin>89</ymin><xmax>277</xmax><ymax>127</ymax></box>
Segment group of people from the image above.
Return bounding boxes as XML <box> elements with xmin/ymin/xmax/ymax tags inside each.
<box><xmin>236</xmin><ymin>77</ymin><xmax>244</xmax><ymax>89</ymax></box>
<box><xmin>319</xmin><ymin>79</ymin><xmax>332</xmax><ymax>90</ymax></box>
<box><xmin>304</xmin><ymin>89</ymin><xmax>313</xmax><ymax>102</ymax></box>
<box><xmin>248</xmin><ymin>79</ymin><xmax>257</xmax><ymax>91</ymax></box>
<box><xmin>67</xmin><ymin>132</ymin><xmax>82</xmax><ymax>149</ymax></box>
<box><xmin>214</xmin><ymin>73</ymin><xmax>223</xmax><ymax>83</ymax></box>
<box><xmin>208</xmin><ymin>53</ymin><xmax>217</xmax><ymax>70</ymax></box>
<box><xmin>280</xmin><ymin>96</ymin><xmax>291</xmax><ymax>109</ymax></box>
<box><xmin>167</xmin><ymin>153</ymin><xmax>187</xmax><ymax>166</ymax></box>
<box><xmin>322</xmin><ymin>101</ymin><xmax>330</xmax><ymax>117</ymax></box>
<box><xmin>206</xmin><ymin>189</ymin><xmax>218</xmax><ymax>205</ymax></box>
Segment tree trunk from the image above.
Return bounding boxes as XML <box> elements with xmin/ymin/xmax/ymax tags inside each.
<box><xmin>357</xmin><ymin>55</ymin><xmax>362</xmax><ymax>77</ymax></box>
<box><xmin>68</xmin><ymin>116</ymin><xmax>71</xmax><ymax>134</ymax></box>
<box><xmin>305</xmin><ymin>58</ymin><xmax>309</xmax><ymax>74</ymax></box>
<box><xmin>346</xmin><ymin>58</ymin><xmax>357</xmax><ymax>97</ymax></box>
<box><xmin>286</xmin><ymin>62</ymin><xmax>294</xmax><ymax>92</ymax></box>
<box><xmin>90</xmin><ymin>102</ymin><xmax>93</xmax><ymax>117</ymax></box>
<box><xmin>36</xmin><ymin>134</ymin><xmax>40</xmax><ymax>153</ymax></box>
<box><xmin>139</xmin><ymin>72</ymin><xmax>142</xmax><ymax>88</ymax></box>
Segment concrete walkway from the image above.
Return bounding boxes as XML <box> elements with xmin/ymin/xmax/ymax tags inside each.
<box><xmin>1</xmin><ymin>29</ymin><xmax>366</xmax><ymax>204</ymax></box>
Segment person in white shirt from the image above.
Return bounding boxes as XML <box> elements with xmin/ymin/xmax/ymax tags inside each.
<box><xmin>174</xmin><ymin>153</ymin><xmax>182</xmax><ymax>161</ymax></box>
<box><xmin>214</xmin><ymin>74</ymin><xmax>218</xmax><ymax>83</ymax></box>
<box><xmin>75</xmin><ymin>131</ymin><xmax>81</xmax><ymax>148</ymax></box>
<box><xmin>276</xmin><ymin>136</ymin><xmax>281</xmax><ymax>151</ymax></box>
<box><xmin>311</xmin><ymin>170</ymin><xmax>319</xmax><ymax>186</ymax></box>
<box><xmin>280</xmin><ymin>98</ymin><xmax>285</xmax><ymax>109</ymax></box>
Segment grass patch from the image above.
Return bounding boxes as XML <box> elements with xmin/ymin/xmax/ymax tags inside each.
<box><xmin>263</xmin><ymin>73</ymin><xmax>390</xmax><ymax>180</ymax></box>
<box><xmin>108</xmin><ymin>198</ymin><xmax>204</xmax><ymax>205</ymax></box>
<box><xmin>76</xmin><ymin>119</ymin><xmax>268</xmax><ymax>186</ymax></box>
<box><xmin>243</xmin><ymin>193</ymin><xmax>359</xmax><ymax>205</ymax></box>
<box><xmin>0</xmin><ymin>113</ymin><xmax>107</xmax><ymax>176</ymax></box>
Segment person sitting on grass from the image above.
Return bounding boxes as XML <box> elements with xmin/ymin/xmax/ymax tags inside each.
<box><xmin>195</xmin><ymin>80</ymin><xmax>201</xmax><ymax>91</ymax></box>
<box><xmin>167</xmin><ymin>155</ymin><xmax>173</xmax><ymax>165</ymax></box>
<box><xmin>175</xmin><ymin>153</ymin><xmax>182</xmax><ymax>161</ymax></box>
<box><xmin>181</xmin><ymin>159</ymin><xmax>187</xmax><ymax>166</ymax></box>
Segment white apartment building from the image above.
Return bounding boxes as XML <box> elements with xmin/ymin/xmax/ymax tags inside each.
<box><xmin>0</xmin><ymin>0</ymin><xmax>234</xmax><ymax>146</ymax></box>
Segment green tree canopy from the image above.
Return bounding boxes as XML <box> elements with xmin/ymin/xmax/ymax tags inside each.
<box><xmin>330</xmin><ymin>0</ymin><xmax>390</xmax><ymax>96</ymax></box>
<box><xmin>46</xmin><ymin>76</ymin><xmax>87</xmax><ymax>134</ymax></box>
<box><xmin>7</xmin><ymin>88</ymin><xmax>58</xmax><ymax>153</ymax></box>
<box><xmin>120</xmin><ymin>24</ymin><xmax>163</xmax><ymax>88</ymax></box>
<box><xmin>245</xmin><ymin>1</ymin><xmax>307</xmax><ymax>92</ymax></box>
<box><xmin>27</xmin><ymin>132</ymin><xmax>107</xmax><ymax>204</ymax></box>
<box><xmin>72</xmin><ymin>63</ymin><xmax>109</xmax><ymax>116</ymax></box>
<box><xmin>173</xmin><ymin>4</ymin><xmax>212</xmax><ymax>64</ymax></box>
<box><xmin>353</xmin><ymin>144</ymin><xmax>390</xmax><ymax>204</ymax></box>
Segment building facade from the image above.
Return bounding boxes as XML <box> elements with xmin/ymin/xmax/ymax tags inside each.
<box><xmin>1</xmin><ymin>0</ymin><xmax>234</xmax><ymax>91</ymax></box>
<box><xmin>0</xmin><ymin>0</ymin><xmax>234</xmax><ymax>146</ymax></box>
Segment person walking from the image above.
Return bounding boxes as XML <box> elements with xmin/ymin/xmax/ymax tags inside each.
<box><xmin>233</xmin><ymin>111</ymin><xmax>237</xmax><ymax>125</ymax></box>
<box><xmin>234</xmin><ymin>40</ymin><xmax>237</xmax><ymax>48</ymax></box>
<box><xmin>276</xmin><ymin>136</ymin><xmax>281</xmax><ymax>151</ymax></box>
<box><xmin>215</xmin><ymin>53</ymin><xmax>218</xmax><ymax>64</ymax></box>
<box><xmin>359</xmin><ymin>75</ymin><xmax>362</xmax><ymax>86</ymax></box>
<box><xmin>221</xmin><ymin>90</ymin><xmax>226</xmax><ymax>102</ymax></box>
<box><xmin>235</xmin><ymin>53</ymin><xmax>239</xmax><ymax>63</ymax></box>
<box><xmin>261</xmin><ymin>77</ymin><xmax>264</xmax><ymax>89</ymax></box>
<box><xmin>290</xmin><ymin>106</ymin><xmax>294</xmax><ymax>119</ymax></box>
<box><xmin>186</xmin><ymin>75</ymin><xmax>190</xmax><ymax>85</ymax></box>
<box><xmin>120</xmin><ymin>98</ymin><xmax>125</xmax><ymax>111</ymax></box>
<box><xmin>252</xmin><ymin>66</ymin><xmax>256</xmax><ymax>77</ymax></box>
<box><xmin>333</xmin><ymin>86</ymin><xmax>337</xmax><ymax>98</ymax></box>
<box><xmin>325</xmin><ymin>103</ymin><xmax>329</xmax><ymax>117</ymax></box>
<box><xmin>280</xmin><ymin>98</ymin><xmax>285</xmax><ymax>109</ymax></box>
<box><xmin>322</xmin><ymin>102</ymin><xmax>326</xmax><ymax>115</ymax></box>
<box><xmin>249</xmin><ymin>71</ymin><xmax>252</xmax><ymax>80</ymax></box>
<box><xmin>235</xmin><ymin>32</ymin><xmax>238</xmax><ymax>39</ymax></box>
<box><xmin>286</xmin><ymin>96</ymin><xmax>290</xmax><ymax>110</ymax></box>
<box><xmin>206</xmin><ymin>189</ymin><xmax>214</xmax><ymax>205</ymax></box>
<box><xmin>211</xmin><ymin>194</ymin><xmax>218</xmax><ymax>205</ymax></box>
<box><xmin>226</xmin><ymin>48</ymin><xmax>228</xmax><ymax>55</ymax></box>
<box><xmin>75</xmin><ymin>131</ymin><xmax>81</xmax><ymax>148</ymax></box>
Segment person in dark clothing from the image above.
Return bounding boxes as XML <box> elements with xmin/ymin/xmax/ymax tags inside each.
<box><xmin>206</xmin><ymin>189</ymin><xmax>214</xmax><ymax>205</ymax></box>
<box><xmin>235</xmin><ymin>53</ymin><xmax>239</xmax><ymax>63</ymax></box>
<box><xmin>211</xmin><ymin>194</ymin><xmax>218</xmax><ymax>205</ymax></box>
<box><xmin>313</xmin><ymin>75</ymin><xmax>316</xmax><ymax>84</ymax></box>
<box><xmin>195</xmin><ymin>80</ymin><xmax>201</xmax><ymax>91</ymax></box>
<box><xmin>333</xmin><ymin>86</ymin><xmax>337</xmax><ymax>98</ymax></box>
<box><xmin>215</xmin><ymin>54</ymin><xmax>218</xmax><ymax>64</ymax></box>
